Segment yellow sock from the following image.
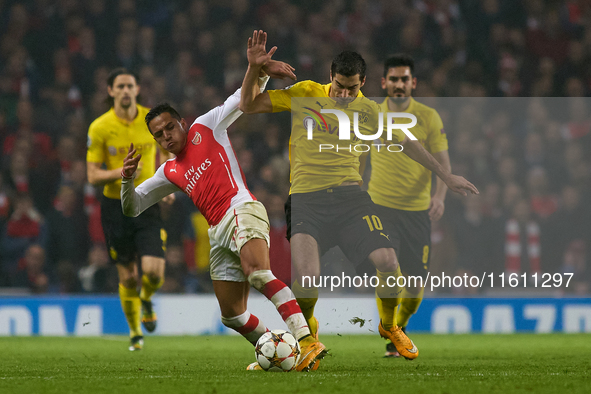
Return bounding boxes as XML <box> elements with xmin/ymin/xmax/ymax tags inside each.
<box><xmin>139</xmin><ymin>274</ymin><xmax>164</xmax><ymax>301</ymax></box>
<box><xmin>292</xmin><ymin>280</ymin><xmax>319</xmax><ymax>334</ymax></box>
<box><xmin>396</xmin><ymin>286</ymin><xmax>424</xmax><ymax>328</ymax></box>
<box><xmin>375</xmin><ymin>268</ymin><xmax>402</xmax><ymax>330</ymax></box>
<box><xmin>119</xmin><ymin>284</ymin><xmax>142</xmax><ymax>337</ymax></box>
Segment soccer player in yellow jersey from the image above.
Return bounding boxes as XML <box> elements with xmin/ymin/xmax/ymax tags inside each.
<box><xmin>87</xmin><ymin>68</ymin><xmax>167</xmax><ymax>351</ymax></box>
<box><xmin>367</xmin><ymin>54</ymin><xmax>450</xmax><ymax>357</ymax></box>
<box><xmin>239</xmin><ymin>31</ymin><xmax>478</xmax><ymax>361</ymax></box>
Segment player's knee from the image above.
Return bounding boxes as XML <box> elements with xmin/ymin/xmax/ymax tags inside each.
<box><xmin>240</xmin><ymin>244</ymin><xmax>270</xmax><ymax>277</ymax></box>
<box><xmin>369</xmin><ymin>248</ymin><xmax>399</xmax><ymax>272</ymax></box>
<box><xmin>145</xmin><ymin>271</ymin><xmax>162</xmax><ymax>284</ymax></box>
<box><xmin>220</xmin><ymin>306</ymin><xmax>247</xmax><ymax>320</ymax></box>
<box><xmin>295</xmin><ymin>263</ymin><xmax>320</xmax><ymax>280</ymax></box>
<box><xmin>292</xmin><ymin>256</ymin><xmax>320</xmax><ymax>279</ymax></box>
<box><xmin>120</xmin><ymin>276</ymin><xmax>138</xmax><ymax>289</ymax></box>
<box><xmin>247</xmin><ymin>269</ymin><xmax>275</xmax><ymax>289</ymax></box>
<box><xmin>242</xmin><ymin>263</ymin><xmax>262</xmax><ymax>278</ymax></box>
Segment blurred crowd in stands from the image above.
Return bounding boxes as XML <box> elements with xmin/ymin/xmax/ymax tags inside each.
<box><xmin>0</xmin><ymin>0</ymin><xmax>589</xmax><ymax>295</ymax></box>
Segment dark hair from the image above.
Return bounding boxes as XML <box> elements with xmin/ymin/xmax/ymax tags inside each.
<box><xmin>106</xmin><ymin>67</ymin><xmax>140</xmax><ymax>107</ymax></box>
<box><xmin>330</xmin><ymin>51</ymin><xmax>366</xmax><ymax>80</ymax></box>
<box><xmin>384</xmin><ymin>54</ymin><xmax>415</xmax><ymax>77</ymax></box>
<box><xmin>145</xmin><ymin>103</ymin><xmax>182</xmax><ymax>133</ymax></box>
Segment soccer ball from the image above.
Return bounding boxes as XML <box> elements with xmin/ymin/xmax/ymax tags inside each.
<box><xmin>254</xmin><ymin>330</ymin><xmax>300</xmax><ymax>372</ymax></box>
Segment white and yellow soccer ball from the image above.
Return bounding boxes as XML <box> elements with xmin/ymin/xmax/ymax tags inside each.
<box><xmin>254</xmin><ymin>329</ymin><xmax>301</xmax><ymax>372</ymax></box>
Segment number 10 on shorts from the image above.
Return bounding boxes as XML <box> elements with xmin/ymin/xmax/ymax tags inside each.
<box><xmin>363</xmin><ymin>215</ymin><xmax>383</xmax><ymax>231</ymax></box>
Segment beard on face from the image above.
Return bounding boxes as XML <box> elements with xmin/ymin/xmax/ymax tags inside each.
<box><xmin>389</xmin><ymin>87</ymin><xmax>413</xmax><ymax>103</ymax></box>
<box><xmin>120</xmin><ymin>96</ymin><xmax>132</xmax><ymax>108</ymax></box>
<box><xmin>389</xmin><ymin>96</ymin><xmax>408</xmax><ymax>104</ymax></box>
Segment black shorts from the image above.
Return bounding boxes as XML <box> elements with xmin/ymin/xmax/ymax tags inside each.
<box><xmin>374</xmin><ymin>205</ymin><xmax>431</xmax><ymax>279</ymax></box>
<box><xmin>285</xmin><ymin>185</ymin><xmax>394</xmax><ymax>264</ymax></box>
<box><xmin>100</xmin><ymin>195</ymin><xmax>165</xmax><ymax>265</ymax></box>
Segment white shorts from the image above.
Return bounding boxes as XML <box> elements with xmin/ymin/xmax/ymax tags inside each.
<box><xmin>208</xmin><ymin>201</ymin><xmax>270</xmax><ymax>282</ymax></box>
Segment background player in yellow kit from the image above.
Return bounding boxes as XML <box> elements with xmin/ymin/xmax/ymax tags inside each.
<box><xmin>87</xmin><ymin>68</ymin><xmax>168</xmax><ymax>351</ymax></box>
<box><xmin>367</xmin><ymin>54</ymin><xmax>451</xmax><ymax>357</ymax></box>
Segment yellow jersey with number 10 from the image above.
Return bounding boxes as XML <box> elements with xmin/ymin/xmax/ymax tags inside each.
<box><xmin>268</xmin><ymin>81</ymin><xmax>402</xmax><ymax>194</ymax></box>
<box><xmin>368</xmin><ymin>98</ymin><xmax>448</xmax><ymax>211</ymax></box>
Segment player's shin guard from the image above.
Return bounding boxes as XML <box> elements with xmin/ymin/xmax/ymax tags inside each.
<box><xmin>139</xmin><ymin>274</ymin><xmax>164</xmax><ymax>301</ymax></box>
<box><xmin>291</xmin><ymin>280</ymin><xmax>319</xmax><ymax>336</ymax></box>
<box><xmin>396</xmin><ymin>286</ymin><xmax>424</xmax><ymax>328</ymax></box>
<box><xmin>248</xmin><ymin>270</ymin><xmax>311</xmax><ymax>340</ymax></box>
<box><xmin>375</xmin><ymin>268</ymin><xmax>402</xmax><ymax>330</ymax></box>
<box><xmin>221</xmin><ymin>311</ymin><xmax>268</xmax><ymax>345</ymax></box>
<box><xmin>119</xmin><ymin>284</ymin><xmax>143</xmax><ymax>337</ymax></box>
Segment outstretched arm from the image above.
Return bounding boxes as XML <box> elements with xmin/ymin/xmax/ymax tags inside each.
<box><xmin>120</xmin><ymin>144</ymin><xmax>180</xmax><ymax>217</ymax></box>
<box><xmin>240</xmin><ymin>30</ymin><xmax>280</xmax><ymax>114</ymax></box>
<box><xmin>87</xmin><ymin>162</ymin><xmax>123</xmax><ymax>186</ymax></box>
<box><xmin>195</xmin><ymin>74</ymin><xmax>271</xmax><ymax>134</ymax></box>
<box><xmin>401</xmin><ymin>138</ymin><xmax>478</xmax><ymax>196</ymax></box>
<box><xmin>429</xmin><ymin>150</ymin><xmax>451</xmax><ymax>221</ymax></box>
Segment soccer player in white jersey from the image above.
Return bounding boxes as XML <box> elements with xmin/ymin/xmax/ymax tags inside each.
<box><xmin>119</xmin><ymin>40</ymin><xmax>326</xmax><ymax>372</ymax></box>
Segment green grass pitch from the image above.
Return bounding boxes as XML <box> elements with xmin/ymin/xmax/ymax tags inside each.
<box><xmin>1</xmin><ymin>334</ymin><xmax>589</xmax><ymax>394</ymax></box>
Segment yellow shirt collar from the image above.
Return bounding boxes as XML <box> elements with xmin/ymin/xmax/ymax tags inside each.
<box><xmin>110</xmin><ymin>105</ymin><xmax>144</xmax><ymax>126</ymax></box>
